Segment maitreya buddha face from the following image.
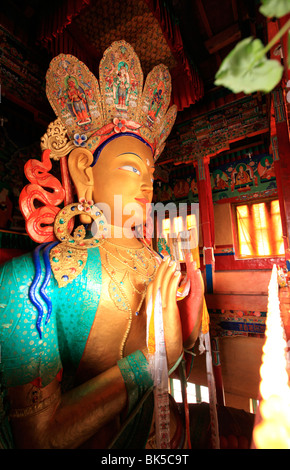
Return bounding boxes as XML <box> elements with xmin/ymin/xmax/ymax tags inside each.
<box><xmin>91</xmin><ymin>135</ymin><xmax>155</xmax><ymax>229</ymax></box>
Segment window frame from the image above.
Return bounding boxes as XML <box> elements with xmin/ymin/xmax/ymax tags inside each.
<box><xmin>231</xmin><ymin>197</ymin><xmax>285</xmax><ymax>260</ymax></box>
<box><xmin>153</xmin><ymin>204</ymin><xmax>200</xmax><ymax>263</ymax></box>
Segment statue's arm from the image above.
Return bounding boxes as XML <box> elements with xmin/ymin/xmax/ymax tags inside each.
<box><xmin>0</xmin><ymin>253</ymin><xmax>152</xmax><ymax>449</ymax></box>
<box><xmin>8</xmin><ymin>346</ymin><xmax>154</xmax><ymax>449</ymax></box>
<box><xmin>8</xmin><ymin>365</ymin><xmax>127</xmax><ymax>449</ymax></box>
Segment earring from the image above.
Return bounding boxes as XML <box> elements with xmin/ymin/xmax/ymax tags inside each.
<box><xmin>50</xmin><ymin>201</ymin><xmax>107</xmax><ymax>287</ymax></box>
<box><xmin>78</xmin><ymin>197</ymin><xmax>95</xmax><ymax>212</ymax></box>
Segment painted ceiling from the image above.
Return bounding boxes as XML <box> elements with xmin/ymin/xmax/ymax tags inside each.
<box><xmin>0</xmin><ymin>0</ymin><xmax>270</xmax><ymax>171</ymax></box>
<box><xmin>74</xmin><ymin>0</ymin><xmax>177</xmax><ymax>75</ymax></box>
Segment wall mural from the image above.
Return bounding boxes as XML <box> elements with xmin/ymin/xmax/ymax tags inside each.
<box><xmin>211</xmin><ymin>153</ymin><xmax>277</xmax><ymax>203</ymax></box>
<box><xmin>153</xmin><ymin>177</ymin><xmax>198</xmax><ymax>203</ymax></box>
<box><xmin>210</xmin><ymin>309</ymin><xmax>266</xmax><ymax>338</ymax></box>
<box><xmin>159</xmin><ymin>95</ymin><xmax>268</xmax><ymax>165</ymax></box>
<box><xmin>154</xmin><ymin>152</ymin><xmax>277</xmax><ymax>204</ymax></box>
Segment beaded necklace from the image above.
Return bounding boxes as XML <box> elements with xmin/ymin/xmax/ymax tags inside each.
<box><xmin>99</xmin><ymin>239</ymin><xmax>158</xmax><ymax>357</ymax></box>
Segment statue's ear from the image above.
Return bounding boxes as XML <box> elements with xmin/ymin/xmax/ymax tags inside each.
<box><xmin>68</xmin><ymin>148</ymin><xmax>94</xmax><ymax>223</ymax></box>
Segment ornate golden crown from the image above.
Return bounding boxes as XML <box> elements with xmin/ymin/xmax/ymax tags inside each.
<box><xmin>19</xmin><ymin>41</ymin><xmax>177</xmax><ymax>245</ymax></box>
<box><xmin>45</xmin><ymin>40</ymin><xmax>177</xmax><ymax>162</ymax></box>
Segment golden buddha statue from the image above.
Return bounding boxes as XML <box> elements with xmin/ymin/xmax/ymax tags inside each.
<box><xmin>0</xmin><ymin>41</ymin><xmax>204</xmax><ymax>449</ymax></box>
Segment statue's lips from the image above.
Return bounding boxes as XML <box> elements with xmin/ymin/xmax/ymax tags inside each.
<box><xmin>134</xmin><ymin>197</ymin><xmax>149</xmax><ymax>205</ymax></box>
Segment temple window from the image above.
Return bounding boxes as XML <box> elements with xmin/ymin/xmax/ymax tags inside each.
<box><xmin>170</xmin><ymin>379</ymin><xmax>209</xmax><ymax>404</ymax></box>
<box><xmin>232</xmin><ymin>199</ymin><xmax>284</xmax><ymax>258</ymax></box>
<box><xmin>159</xmin><ymin>211</ymin><xmax>199</xmax><ymax>263</ymax></box>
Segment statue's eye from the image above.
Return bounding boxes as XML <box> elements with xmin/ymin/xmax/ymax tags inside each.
<box><xmin>118</xmin><ymin>165</ymin><xmax>141</xmax><ymax>175</ymax></box>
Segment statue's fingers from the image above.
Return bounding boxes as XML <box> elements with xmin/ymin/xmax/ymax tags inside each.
<box><xmin>151</xmin><ymin>256</ymin><xmax>171</xmax><ymax>303</ymax></box>
<box><xmin>160</xmin><ymin>261</ymin><xmax>178</xmax><ymax>308</ymax></box>
<box><xmin>163</xmin><ymin>270</ymin><xmax>183</xmax><ymax>345</ymax></box>
<box><xmin>167</xmin><ymin>269</ymin><xmax>182</xmax><ymax>302</ymax></box>
<box><xmin>145</xmin><ymin>281</ymin><xmax>153</xmax><ymax>309</ymax></box>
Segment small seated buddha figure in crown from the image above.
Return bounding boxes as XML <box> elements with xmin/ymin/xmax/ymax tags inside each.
<box><xmin>0</xmin><ymin>41</ymin><xmax>204</xmax><ymax>449</ymax></box>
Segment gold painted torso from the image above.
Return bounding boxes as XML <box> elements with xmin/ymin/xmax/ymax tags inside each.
<box><xmin>71</xmin><ymin>241</ymin><xmax>183</xmax><ymax>450</ymax></box>
<box><xmin>76</xmin><ymin>240</ymin><xmax>158</xmax><ymax>384</ymax></box>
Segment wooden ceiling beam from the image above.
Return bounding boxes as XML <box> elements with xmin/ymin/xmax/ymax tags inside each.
<box><xmin>196</xmin><ymin>0</ymin><xmax>213</xmax><ymax>37</ymax></box>
<box><xmin>231</xmin><ymin>0</ymin><xmax>238</xmax><ymax>22</ymax></box>
<box><xmin>195</xmin><ymin>0</ymin><xmax>222</xmax><ymax>66</ymax></box>
<box><xmin>205</xmin><ymin>23</ymin><xmax>241</xmax><ymax>54</ymax></box>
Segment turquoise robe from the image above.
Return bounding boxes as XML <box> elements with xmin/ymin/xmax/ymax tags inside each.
<box><xmin>0</xmin><ymin>243</ymin><xmax>153</xmax><ymax>448</ymax></box>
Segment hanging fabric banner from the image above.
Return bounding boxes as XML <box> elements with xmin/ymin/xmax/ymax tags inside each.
<box><xmin>204</xmin><ymin>331</ymin><xmax>220</xmax><ymax>449</ymax></box>
<box><xmin>147</xmin><ymin>289</ymin><xmax>170</xmax><ymax>449</ymax></box>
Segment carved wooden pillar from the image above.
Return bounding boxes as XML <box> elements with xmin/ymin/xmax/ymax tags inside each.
<box><xmin>268</xmin><ymin>16</ymin><xmax>290</xmax><ymax>269</ymax></box>
<box><xmin>272</xmin><ymin>88</ymin><xmax>290</xmax><ymax>268</ymax></box>
<box><xmin>194</xmin><ymin>156</ymin><xmax>226</xmax><ymax>409</ymax></box>
<box><xmin>194</xmin><ymin>156</ymin><xmax>215</xmax><ymax>292</ymax></box>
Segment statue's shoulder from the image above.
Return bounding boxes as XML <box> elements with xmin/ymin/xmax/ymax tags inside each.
<box><xmin>0</xmin><ymin>244</ymin><xmax>103</xmax><ymax>388</ymax></box>
<box><xmin>0</xmin><ymin>251</ymin><xmax>36</xmax><ymax>304</ymax></box>
<box><xmin>0</xmin><ymin>249</ymin><xmax>35</xmax><ymax>273</ymax></box>
<box><xmin>49</xmin><ymin>241</ymin><xmax>102</xmax><ymax>288</ymax></box>
<box><xmin>0</xmin><ymin>252</ymin><xmax>36</xmax><ymax>333</ymax></box>
<box><xmin>0</xmin><ymin>250</ymin><xmax>62</xmax><ymax>387</ymax></box>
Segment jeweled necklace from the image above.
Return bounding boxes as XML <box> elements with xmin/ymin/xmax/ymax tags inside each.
<box><xmin>99</xmin><ymin>239</ymin><xmax>157</xmax><ymax>357</ymax></box>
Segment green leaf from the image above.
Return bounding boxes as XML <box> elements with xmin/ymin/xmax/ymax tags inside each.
<box><xmin>214</xmin><ymin>37</ymin><xmax>283</xmax><ymax>94</ymax></box>
<box><xmin>259</xmin><ymin>0</ymin><xmax>290</xmax><ymax>18</ymax></box>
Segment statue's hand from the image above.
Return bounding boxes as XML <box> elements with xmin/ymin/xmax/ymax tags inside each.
<box><xmin>178</xmin><ymin>253</ymin><xmax>204</xmax><ymax>349</ymax></box>
<box><xmin>145</xmin><ymin>257</ymin><xmax>183</xmax><ymax>370</ymax></box>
